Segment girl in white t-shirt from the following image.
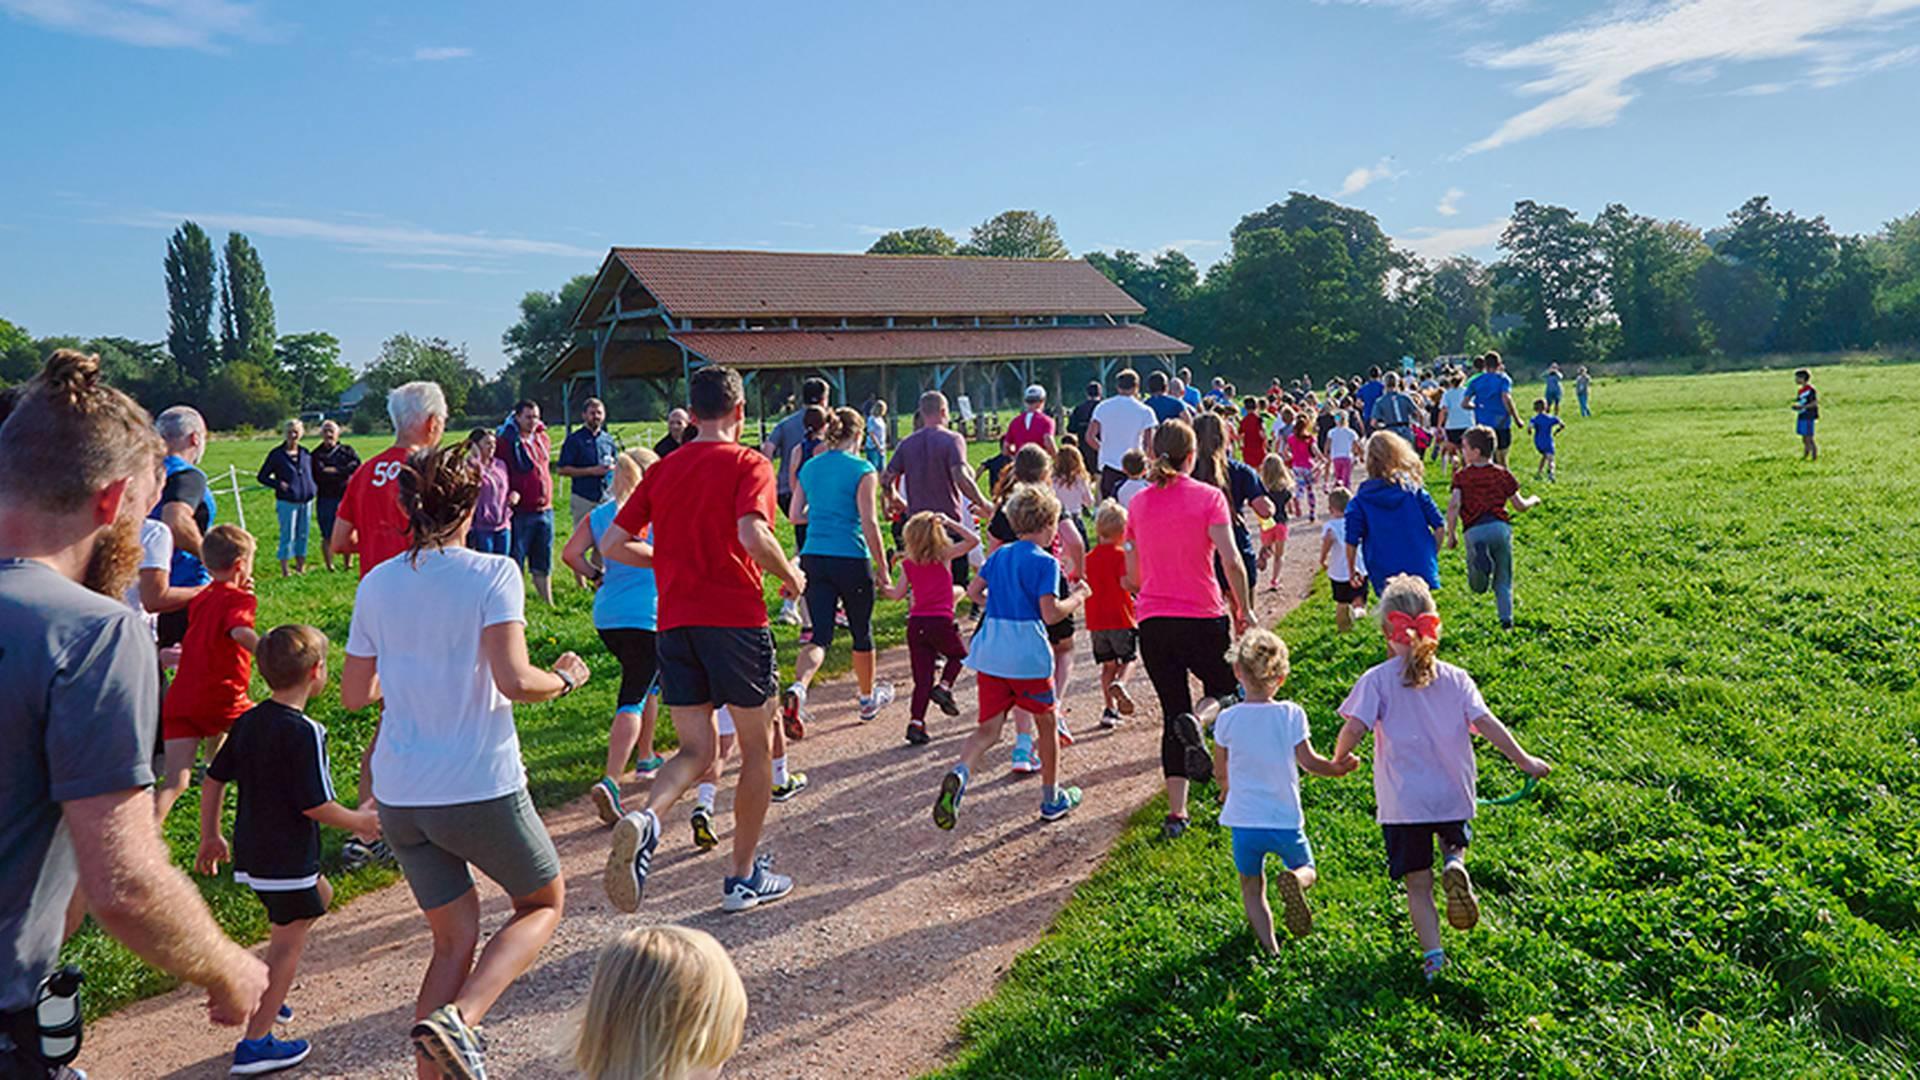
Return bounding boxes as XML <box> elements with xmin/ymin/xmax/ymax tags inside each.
<box><xmin>1051</xmin><ymin>444</ymin><xmax>1096</xmax><ymax>538</ymax></box>
<box><xmin>1211</xmin><ymin>628</ymin><xmax>1354</xmax><ymax>953</ymax></box>
<box><xmin>1325</xmin><ymin>412</ymin><xmax>1359</xmax><ymax>490</ymax></box>
<box><xmin>1319</xmin><ymin>487</ymin><xmax>1368</xmax><ymax>632</ymax></box>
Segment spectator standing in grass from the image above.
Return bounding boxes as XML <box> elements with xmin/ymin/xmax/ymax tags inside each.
<box><xmin>1542</xmin><ymin>363</ymin><xmax>1565</xmax><ymax>415</ymax></box>
<box><xmin>465</xmin><ymin>428</ymin><xmax>513</xmax><ymax>555</ymax></box>
<box><xmin>554</xmin><ymin>396</ymin><xmax>620</xmax><ymax>587</ymax></box>
<box><xmin>1446</xmin><ymin>426</ymin><xmax>1541</xmax><ymax>631</ymax></box>
<box><xmin>653</xmin><ymin>408</ymin><xmax>693</xmax><ymax>458</ymax></box>
<box><xmin>1333</xmin><ymin>576</ymin><xmax>1551</xmax><ymax>982</ymax></box>
<box><xmin>498</xmin><ymin>400</ymin><xmax>556</xmax><ymax>604</ymax></box>
<box><xmin>1574</xmin><ymin>366</ymin><xmax>1593</xmax><ymax>417</ymax></box>
<box><xmin>150</xmin><ymin>404</ymin><xmax>215</xmax><ymax>648</ymax></box>
<box><xmin>341</xmin><ymin>442</ymin><xmax>589</xmax><ymax>1080</ymax></box>
<box><xmin>256</xmin><ymin>418</ymin><xmax>317</xmax><ymax>577</ymax></box>
<box><xmin>0</xmin><ymin>351</ymin><xmax>269</xmax><ymax>1077</ymax></box>
<box><xmin>310</xmin><ymin>420</ymin><xmax>359</xmax><ymax>573</ymax></box>
<box><xmin>1793</xmin><ymin>368</ymin><xmax>1819</xmax><ymax>461</ymax></box>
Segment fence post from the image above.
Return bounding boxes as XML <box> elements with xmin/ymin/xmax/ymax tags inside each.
<box><xmin>228</xmin><ymin>465</ymin><xmax>247</xmax><ymax>532</ymax></box>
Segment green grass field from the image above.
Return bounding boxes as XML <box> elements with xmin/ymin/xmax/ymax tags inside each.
<box><xmin>930</xmin><ymin>363</ymin><xmax>1920</xmax><ymax>1077</ymax></box>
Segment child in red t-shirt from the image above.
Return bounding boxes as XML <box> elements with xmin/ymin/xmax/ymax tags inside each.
<box><xmin>1083</xmin><ymin>500</ymin><xmax>1139</xmax><ymax>728</ymax></box>
<box><xmin>1443</xmin><ymin>426</ymin><xmax>1541</xmax><ymax>630</ymax></box>
<box><xmin>157</xmin><ymin>524</ymin><xmax>261</xmax><ymax>823</ymax></box>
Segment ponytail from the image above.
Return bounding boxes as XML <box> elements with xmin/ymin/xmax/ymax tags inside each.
<box><xmin>1377</xmin><ymin>574</ymin><xmax>1442</xmax><ymax>689</ymax></box>
<box><xmin>397</xmin><ymin>444</ymin><xmax>482</xmax><ymax>564</ymax></box>
<box><xmin>824</xmin><ymin>406</ymin><xmax>863</xmax><ymax>447</ymax></box>
<box><xmin>1149</xmin><ymin>419</ymin><xmax>1195</xmax><ymax>488</ymax></box>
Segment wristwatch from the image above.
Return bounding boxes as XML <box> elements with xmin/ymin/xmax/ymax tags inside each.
<box><xmin>555</xmin><ymin>667</ymin><xmax>578</xmax><ymax>697</ymax></box>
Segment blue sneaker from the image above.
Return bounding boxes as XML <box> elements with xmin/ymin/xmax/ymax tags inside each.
<box><xmin>722</xmin><ymin>853</ymin><xmax>794</xmax><ymax>912</ymax></box>
<box><xmin>605</xmin><ymin>810</ymin><xmax>657</xmax><ymax>914</ymax></box>
<box><xmin>1039</xmin><ymin>786</ymin><xmax>1083</xmax><ymax>822</ymax></box>
<box><xmin>932</xmin><ymin>767</ymin><xmax>968</xmax><ymax>830</ymax></box>
<box><xmin>276</xmin><ymin>1003</ymin><xmax>293</xmax><ymax>1023</ymax></box>
<box><xmin>1010</xmin><ymin>744</ymin><xmax>1040</xmax><ymax>774</ymax></box>
<box><xmin>230</xmin><ymin>1033</ymin><xmax>310</xmax><ymax>1075</ymax></box>
<box><xmin>590</xmin><ymin>776</ymin><xmax>624</xmax><ymax>825</ymax></box>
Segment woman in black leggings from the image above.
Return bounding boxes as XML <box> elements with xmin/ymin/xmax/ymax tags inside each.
<box><xmin>1123</xmin><ymin>419</ymin><xmax>1253</xmax><ymax>839</ymax></box>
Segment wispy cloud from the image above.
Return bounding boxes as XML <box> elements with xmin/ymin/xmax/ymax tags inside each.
<box><xmin>0</xmin><ymin>0</ymin><xmax>273</xmax><ymax>51</ymax></box>
<box><xmin>412</xmin><ymin>45</ymin><xmax>471</xmax><ymax>61</ymax></box>
<box><xmin>1436</xmin><ymin>187</ymin><xmax>1466</xmax><ymax>217</ymax></box>
<box><xmin>385</xmin><ymin>262</ymin><xmax>514</xmax><ymax>274</ymax></box>
<box><xmin>114</xmin><ymin>210</ymin><xmax>601</xmax><ymax>260</ymax></box>
<box><xmin>1397</xmin><ymin>218</ymin><xmax>1509</xmax><ymax>261</ymax></box>
<box><xmin>1463</xmin><ymin>0</ymin><xmax>1920</xmax><ymax>154</ymax></box>
<box><xmin>1337</xmin><ymin>157</ymin><xmax>1403</xmax><ymax>196</ymax></box>
<box><xmin>331</xmin><ymin>297</ymin><xmax>457</xmax><ymax>306</ymax></box>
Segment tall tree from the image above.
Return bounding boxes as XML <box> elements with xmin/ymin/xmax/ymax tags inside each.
<box><xmin>1593</xmin><ymin>205</ymin><xmax>1709</xmax><ymax>360</ymax></box>
<box><xmin>0</xmin><ymin>317</ymin><xmax>36</xmax><ymax>384</ymax></box>
<box><xmin>1692</xmin><ymin>256</ymin><xmax>1776</xmax><ymax>355</ymax></box>
<box><xmin>1716</xmin><ymin>196</ymin><xmax>1837</xmax><ymax>351</ymax></box>
<box><xmin>1429</xmin><ymin>257</ymin><xmax>1493</xmax><ymax>353</ymax></box>
<box><xmin>1084</xmin><ymin>248</ymin><xmax>1200</xmax><ymax>341</ymax></box>
<box><xmin>218</xmin><ymin>232</ymin><xmax>276</xmax><ymax>367</ymax></box>
<box><xmin>499</xmin><ymin>273</ymin><xmax>597</xmax><ymax>399</ymax></box>
<box><xmin>1813</xmin><ymin>236</ymin><xmax>1879</xmax><ymax>350</ymax></box>
<box><xmin>1493</xmin><ymin>201</ymin><xmax>1604</xmax><ymax>364</ymax></box>
<box><xmin>1870</xmin><ymin>211</ymin><xmax>1920</xmax><ymax>342</ymax></box>
<box><xmin>164</xmin><ymin>221</ymin><xmax>218</xmax><ymax>388</ymax></box>
<box><xmin>960</xmin><ymin>210</ymin><xmax>1068</xmax><ymax>259</ymax></box>
<box><xmin>867</xmin><ymin>227</ymin><xmax>958</xmax><ymax>256</ymax></box>
<box><xmin>363</xmin><ymin>333</ymin><xmax>482</xmax><ymax>416</ymax></box>
<box><xmin>274</xmin><ymin>331</ymin><xmax>354</xmax><ymax>408</ymax></box>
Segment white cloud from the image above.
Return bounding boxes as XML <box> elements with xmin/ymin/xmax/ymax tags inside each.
<box><xmin>1730</xmin><ymin>81</ymin><xmax>1790</xmax><ymax>96</ymax></box>
<box><xmin>0</xmin><ymin>0</ymin><xmax>272</xmax><ymax>50</ymax></box>
<box><xmin>412</xmin><ymin>45</ymin><xmax>471</xmax><ymax>61</ymax></box>
<box><xmin>1464</xmin><ymin>0</ymin><xmax>1920</xmax><ymax>154</ymax></box>
<box><xmin>1436</xmin><ymin>187</ymin><xmax>1466</xmax><ymax>216</ymax></box>
<box><xmin>1338</xmin><ymin>157</ymin><xmax>1403</xmax><ymax>196</ymax></box>
<box><xmin>1397</xmin><ymin>217</ymin><xmax>1509</xmax><ymax>261</ymax></box>
<box><xmin>116</xmin><ymin>210</ymin><xmax>601</xmax><ymax>259</ymax></box>
<box><xmin>385</xmin><ymin>262</ymin><xmax>514</xmax><ymax>274</ymax></box>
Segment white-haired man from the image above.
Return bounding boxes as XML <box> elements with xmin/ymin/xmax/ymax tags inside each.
<box><xmin>148</xmin><ymin>405</ymin><xmax>214</xmax><ymax>648</ymax></box>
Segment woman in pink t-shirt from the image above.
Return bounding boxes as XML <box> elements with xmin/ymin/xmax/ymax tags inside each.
<box><xmin>1124</xmin><ymin>419</ymin><xmax>1253</xmax><ymax>839</ymax></box>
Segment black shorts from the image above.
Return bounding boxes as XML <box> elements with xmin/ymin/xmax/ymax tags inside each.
<box><xmin>157</xmin><ymin>608</ymin><xmax>188</xmax><ymax>649</ymax></box>
<box><xmin>1494</xmin><ymin>426</ymin><xmax>1513</xmax><ymax>450</ymax></box>
<box><xmin>801</xmin><ymin>553</ymin><xmax>876</xmax><ymax>652</ymax></box>
<box><xmin>254</xmin><ymin>884</ymin><xmax>328</xmax><ymax>926</ymax></box>
<box><xmin>1444</xmin><ymin>428</ymin><xmax>1466</xmax><ymax>447</ymax></box>
<box><xmin>1090</xmin><ymin>627</ymin><xmax>1138</xmax><ymax>663</ymax></box>
<box><xmin>1047</xmin><ymin>616</ymin><xmax>1076</xmax><ymax>645</ymax></box>
<box><xmin>1330</xmin><ymin>577</ymin><xmax>1368</xmax><ymax>604</ymax></box>
<box><xmin>1382</xmin><ymin>820</ymin><xmax>1472</xmax><ymax>880</ymax></box>
<box><xmin>1099</xmin><ymin>466</ymin><xmax>1128</xmax><ymax>501</ymax></box>
<box><xmin>659</xmin><ymin>626</ymin><xmax>779</xmax><ymax>709</ymax></box>
<box><xmin>596</xmin><ymin>627</ymin><xmax>659</xmax><ymax>710</ymax></box>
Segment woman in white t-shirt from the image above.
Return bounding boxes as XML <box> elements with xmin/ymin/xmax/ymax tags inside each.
<box><xmin>341</xmin><ymin>444</ymin><xmax>591</xmax><ymax>1080</ymax></box>
<box><xmin>1437</xmin><ymin>374</ymin><xmax>1470</xmax><ymax>474</ymax></box>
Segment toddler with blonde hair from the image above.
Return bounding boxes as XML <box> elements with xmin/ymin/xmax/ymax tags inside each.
<box><xmin>573</xmin><ymin>925</ymin><xmax>746</xmax><ymax>1080</ymax></box>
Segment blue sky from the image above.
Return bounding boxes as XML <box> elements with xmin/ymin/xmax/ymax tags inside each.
<box><xmin>4</xmin><ymin>0</ymin><xmax>1919</xmax><ymax>374</ymax></box>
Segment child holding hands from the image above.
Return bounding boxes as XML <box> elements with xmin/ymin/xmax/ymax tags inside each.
<box><xmin>883</xmin><ymin>511</ymin><xmax>978</xmax><ymax>745</ymax></box>
<box><xmin>1212</xmin><ymin>628</ymin><xmax>1355</xmax><ymax>953</ymax></box>
<box><xmin>1332</xmin><ymin>576</ymin><xmax>1551</xmax><ymax>981</ymax></box>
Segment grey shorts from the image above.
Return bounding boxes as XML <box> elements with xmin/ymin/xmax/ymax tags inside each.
<box><xmin>379</xmin><ymin>788</ymin><xmax>560</xmax><ymax>911</ymax></box>
<box><xmin>1090</xmin><ymin>628</ymin><xmax>1138</xmax><ymax>664</ymax></box>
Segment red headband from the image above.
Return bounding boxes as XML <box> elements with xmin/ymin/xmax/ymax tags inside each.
<box><xmin>1386</xmin><ymin>610</ymin><xmax>1441</xmax><ymax>643</ymax></box>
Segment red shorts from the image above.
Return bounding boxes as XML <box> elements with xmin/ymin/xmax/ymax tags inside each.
<box><xmin>1261</xmin><ymin>523</ymin><xmax>1288</xmax><ymax>547</ymax></box>
<box><xmin>976</xmin><ymin>674</ymin><xmax>1055</xmax><ymax>721</ymax></box>
<box><xmin>162</xmin><ymin>705</ymin><xmax>245</xmax><ymax>741</ymax></box>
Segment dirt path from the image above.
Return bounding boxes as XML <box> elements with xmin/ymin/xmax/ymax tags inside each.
<box><xmin>83</xmin><ymin>528</ymin><xmax>1322</xmax><ymax>1079</ymax></box>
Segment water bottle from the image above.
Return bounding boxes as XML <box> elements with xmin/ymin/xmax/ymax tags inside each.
<box><xmin>35</xmin><ymin>966</ymin><xmax>83</xmax><ymax>1065</ymax></box>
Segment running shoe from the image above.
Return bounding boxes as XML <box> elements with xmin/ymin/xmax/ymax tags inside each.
<box><xmin>412</xmin><ymin>1004</ymin><xmax>487</xmax><ymax>1080</ymax></box>
<box><xmin>858</xmin><ymin>681</ymin><xmax>896</xmax><ymax>723</ymax></box>
<box><xmin>1056</xmin><ymin>714</ymin><xmax>1076</xmax><ymax>747</ymax></box>
<box><xmin>690</xmin><ymin>805</ymin><xmax>718</xmax><ymax>851</ymax></box>
<box><xmin>1171</xmin><ymin>713</ymin><xmax>1213</xmax><ymax>782</ymax></box>
<box><xmin>1160</xmin><ymin>814</ymin><xmax>1190</xmax><ymax>840</ymax></box>
<box><xmin>933</xmin><ymin>768</ymin><xmax>967</xmax><ymax>830</ymax></box>
<box><xmin>1441</xmin><ymin>859</ymin><xmax>1481</xmax><ymax>930</ymax></box>
<box><xmin>722</xmin><ymin>853</ymin><xmax>794</xmax><ymax>912</ymax></box>
<box><xmin>590</xmin><ymin>777</ymin><xmax>623</xmax><ymax>826</ymax></box>
<box><xmin>905</xmin><ymin>721</ymin><xmax>931</xmax><ymax>746</ymax></box>
<box><xmin>1111</xmin><ymin>682</ymin><xmax>1136</xmax><ymax>716</ymax></box>
<box><xmin>605</xmin><ymin>810</ymin><xmax>657</xmax><ymax>914</ymax></box>
<box><xmin>1099</xmin><ymin>707</ymin><xmax>1121</xmax><ymax>729</ymax></box>
<box><xmin>340</xmin><ymin>837</ymin><xmax>396</xmax><ymax>872</ymax></box>
<box><xmin>777</xmin><ymin>599</ymin><xmax>802</xmax><ymax>625</ymax></box>
<box><xmin>1009</xmin><ymin>744</ymin><xmax>1040</xmax><ymax>774</ymax></box>
<box><xmin>928</xmin><ymin>683</ymin><xmax>960</xmax><ymax>717</ymax></box>
<box><xmin>1039</xmin><ymin>786</ymin><xmax>1083</xmax><ymax>822</ymax></box>
<box><xmin>230</xmin><ymin>1034</ymin><xmax>310</xmax><ymax>1076</ymax></box>
<box><xmin>1422</xmin><ymin>949</ymin><xmax>1449</xmax><ymax>983</ymax></box>
<box><xmin>771</xmin><ymin>771</ymin><xmax>810</xmax><ymax>803</ymax></box>
<box><xmin>1274</xmin><ymin>869</ymin><xmax>1314</xmax><ymax>937</ymax></box>
<box><xmin>781</xmin><ymin>685</ymin><xmax>807</xmax><ymax>741</ymax></box>
<box><xmin>634</xmin><ymin>755</ymin><xmax>666</xmax><ymax>777</ymax></box>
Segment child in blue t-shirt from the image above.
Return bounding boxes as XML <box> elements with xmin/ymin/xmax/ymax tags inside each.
<box><xmin>933</xmin><ymin>484</ymin><xmax>1089</xmax><ymax>830</ymax></box>
<box><xmin>1528</xmin><ymin>400</ymin><xmax>1564</xmax><ymax>482</ymax></box>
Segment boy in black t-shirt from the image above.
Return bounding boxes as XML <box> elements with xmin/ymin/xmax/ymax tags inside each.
<box><xmin>197</xmin><ymin>624</ymin><xmax>379</xmax><ymax>1075</ymax></box>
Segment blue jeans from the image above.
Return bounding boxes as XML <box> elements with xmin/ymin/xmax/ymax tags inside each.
<box><xmin>315</xmin><ymin>495</ymin><xmax>342</xmax><ymax>544</ymax></box>
<box><xmin>1464</xmin><ymin>519</ymin><xmax>1514</xmax><ymax>626</ymax></box>
<box><xmin>510</xmin><ymin>509</ymin><xmax>554</xmax><ymax>574</ymax></box>
<box><xmin>468</xmin><ymin>527</ymin><xmax>510</xmax><ymax>555</ymax></box>
<box><xmin>1577</xmin><ymin>389</ymin><xmax>1590</xmax><ymax>417</ymax></box>
<box><xmin>275</xmin><ymin>499</ymin><xmax>311</xmax><ymax>561</ymax></box>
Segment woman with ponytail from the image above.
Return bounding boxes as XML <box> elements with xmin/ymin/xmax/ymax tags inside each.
<box><xmin>1330</xmin><ymin>574</ymin><xmax>1551</xmax><ymax>984</ymax></box>
<box><xmin>1191</xmin><ymin>412</ymin><xmax>1275</xmax><ymax>596</ymax></box>
<box><xmin>1126</xmin><ymin>418</ymin><xmax>1253</xmax><ymax>839</ymax></box>
<box><xmin>339</xmin><ymin>442</ymin><xmax>590</xmax><ymax>1079</ymax></box>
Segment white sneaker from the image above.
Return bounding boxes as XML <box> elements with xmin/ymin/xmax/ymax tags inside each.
<box><xmin>778</xmin><ymin>599</ymin><xmax>802</xmax><ymax>626</ymax></box>
<box><xmin>859</xmin><ymin>681</ymin><xmax>896</xmax><ymax>722</ymax></box>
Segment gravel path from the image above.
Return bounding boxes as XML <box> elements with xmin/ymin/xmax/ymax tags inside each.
<box><xmin>82</xmin><ymin>527</ymin><xmax>1321</xmax><ymax>1079</ymax></box>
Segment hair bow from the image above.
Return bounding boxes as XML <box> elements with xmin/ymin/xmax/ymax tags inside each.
<box><xmin>1385</xmin><ymin>610</ymin><xmax>1442</xmax><ymax>643</ymax></box>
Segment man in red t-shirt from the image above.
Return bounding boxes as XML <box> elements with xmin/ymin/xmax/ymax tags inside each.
<box><xmin>156</xmin><ymin>524</ymin><xmax>260</xmax><ymax>824</ymax></box>
<box><xmin>599</xmin><ymin>364</ymin><xmax>807</xmax><ymax>915</ymax></box>
<box><xmin>1002</xmin><ymin>385</ymin><xmax>1056</xmax><ymax>456</ymax></box>
<box><xmin>1444</xmin><ymin>425</ymin><xmax>1541</xmax><ymax>630</ymax></box>
<box><xmin>330</xmin><ymin>381</ymin><xmax>447</xmax><ymax>579</ymax></box>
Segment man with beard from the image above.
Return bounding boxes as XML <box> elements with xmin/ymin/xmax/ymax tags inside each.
<box><xmin>0</xmin><ymin>351</ymin><xmax>268</xmax><ymax>1078</ymax></box>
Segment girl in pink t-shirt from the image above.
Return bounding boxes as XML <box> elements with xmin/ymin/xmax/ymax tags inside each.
<box><xmin>1125</xmin><ymin>419</ymin><xmax>1253</xmax><ymax>839</ymax></box>
<box><xmin>882</xmin><ymin>512</ymin><xmax>978</xmax><ymax>745</ymax></box>
<box><xmin>1331</xmin><ymin>576</ymin><xmax>1552</xmax><ymax>981</ymax></box>
<box><xmin>1285</xmin><ymin>417</ymin><xmax>1325</xmax><ymax>522</ymax></box>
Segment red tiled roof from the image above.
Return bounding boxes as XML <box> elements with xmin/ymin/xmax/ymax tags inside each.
<box><xmin>671</xmin><ymin>324</ymin><xmax>1189</xmax><ymax>368</ymax></box>
<box><xmin>611</xmin><ymin>248</ymin><xmax>1145</xmax><ymax>319</ymax></box>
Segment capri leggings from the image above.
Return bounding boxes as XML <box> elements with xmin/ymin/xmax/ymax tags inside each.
<box><xmin>801</xmin><ymin>553</ymin><xmax>875</xmax><ymax>652</ymax></box>
<box><xmin>596</xmin><ymin>627</ymin><xmax>659</xmax><ymax>712</ymax></box>
<box><xmin>1138</xmin><ymin>615</ymin><xmax>1236</xmax><ymax>779</ymax></box>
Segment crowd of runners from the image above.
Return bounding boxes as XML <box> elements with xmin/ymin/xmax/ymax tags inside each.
<box><xmin>5</xmin><ymin>347</ymin><xmax>1592</xmax><ymax>1079</ymax></box>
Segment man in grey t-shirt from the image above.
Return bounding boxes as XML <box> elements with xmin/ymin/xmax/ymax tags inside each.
<box><xmin>761</xmin><ymin>376</ymin><xmax>831</xmax><ymax>509</ymax></box>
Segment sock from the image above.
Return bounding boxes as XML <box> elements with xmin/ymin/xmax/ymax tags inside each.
<box><xmin>789</xmin><ymin>682</ymin><xmax>806</xmax><ymax>705</ymax></box>
<box><xmin>696</xmin><ymin>783</ymin><xmax>716</xmax><ymax>809</ymax></box>
<box><xmin>1014</xmin><ymin>731</ymin><xmax>1035</xmax><ymax>751</ymax></box>
<box><xmin>772</xmin><ymin>756</ymin><xmax>789</xmax><ymax>787</ymax></box>
<box><xmin>1043</xmin><ymin>783</ymin><xmax>1058</xmax><ymax>805</ymax></box>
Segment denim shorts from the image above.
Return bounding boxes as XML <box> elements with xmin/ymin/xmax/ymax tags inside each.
<box><xmin>1230</xmin><ymin>826</ymin><xmax>1315</xmax><ymax>876</ymax></box>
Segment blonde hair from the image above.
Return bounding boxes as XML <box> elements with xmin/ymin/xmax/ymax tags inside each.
<box><xmin>1225</xmin><ymin>627</ymin><xmax>1290</xmax><ymax>691</ymax></box>
<box><xmin>612</xmin><ymin>447</ymin><xmax>659</xmax><ymax>504</ymax></box>
<box><xmin>1365</xmin><ymin>430</ymin><xmax>1423</xmax><ymax>489</ymax></box>
<box><xmin>1377</xmin><ymin>574</ymin><xmax>1440</xmax><ymax>689</ymax></box>
<box><xmin>201</xmin><ymin>523</ymin><xmax>255</xmax><ymax>572</ymax></box>
<box><xmin>1051</xmin><ymin>443</ymin><xmax>1088</xmax><ymax>486</ymax></box>
<box><xmin>1148</xmin><ymin>418</ymin><xmax>1195</xmax><ymax>488</ymax></box>
<box><xmin>824</xmin><ymin>406</ymin><xmax>864</xmax><ymax>447</ymax></box>
<box><xmin>572</xmin><ymin>925</ymin><xmax>746</xmax><ymax>1080</ymax></box>
<box><xmin>1327</xmin><ymin>486</ymin><xmax>1352</xmax><ymax>513</ymax></box>
<box><xmin>1093</xmin><ymin>499</ymin><xmax>1127</xmax><ymax>543</ymax></box>
<box><xmin>901</xmin><ymin>511</ymin><xmax>947</xmax><ymax>565</ymax></box>
<box><xmin>1257</xmin><ymin>453</ymin><xmax>1290</xmax><ymax>498</ymax></box>
<box><xmin>1003</xmin><ymin>483</ymin><xmax>1061</xmax><ymax>537</ymax></box>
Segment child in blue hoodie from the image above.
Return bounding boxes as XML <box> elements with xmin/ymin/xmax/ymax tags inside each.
<box><xmin>1343</xmin><ymin>430</ymin><xmax>1444</xmax><ymax>594</ymax></box>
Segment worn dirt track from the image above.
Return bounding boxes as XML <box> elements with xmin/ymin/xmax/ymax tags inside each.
<box><xmin>83</xmin><ymin>527</ymin><xmax>1321</xmax><ymax>1079</ymax></box>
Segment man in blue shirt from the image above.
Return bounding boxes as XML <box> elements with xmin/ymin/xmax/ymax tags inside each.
<box><xmin>1144</xmin><ymin>370</ymin><xmax>1190</xmax><ymax>424</ymax></box>
<box><xmin>1179</xmin><ymin>368</ymin><xmax>1203</xmax><ymax>411</ymax></box>
<box><xmin>556</xmin><ymin>396</ymin><xmax>620</xmax><ymax>587</ymax></box>
<box><xmin>1355</xmin><ymin>367</ymin><xmax>1386</xmax><ymax>433</ymax></box>
<box><xmin>1462</xmin><ymin>352</ymin><xmax>1519</xmax><ymax>464</ymax></box>
<box><xmin>149</xmin><ymin>406</ymin><xmax>216</xmax><ymax>647</ymax></box>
